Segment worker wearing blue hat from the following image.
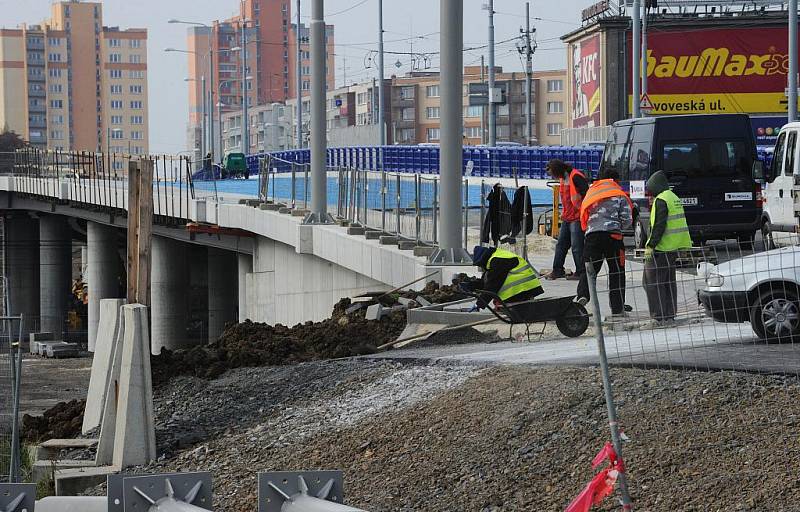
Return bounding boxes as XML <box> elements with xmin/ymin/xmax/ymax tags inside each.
<box><xmin>471</xmin><ymin>245</ymin><xmax>544</xmax><ymax>309</ymax></box>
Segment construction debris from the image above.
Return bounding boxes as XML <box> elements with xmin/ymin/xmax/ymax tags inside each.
<box><xmin>22</xmin><ymin>399</ymin><xmax>86</xmax><ymax>443</ymax></box>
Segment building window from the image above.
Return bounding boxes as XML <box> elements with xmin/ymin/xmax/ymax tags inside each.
<box><xmin>546</xmin><ymin>79</ymin><xmax>563</xmax><ymax>92</ymax></box>
<box><xmin>547</xmin><ymin>101</ymin><xmax>564</xmax><ymax>114</ymax></box>
<box><xmin>129</xmin><ymin>70</ymin><xmax>144</xmax><ymax>79</ymax></box>
<box><xmin>49</xmin><ymin>130</ymin><xmax>64</xmax><ymax>140</ymax></box>
<box><xmin>464</xmin><ymin>126</ymin><xmax>481</xmax><ymax>138</ymax></box>
<box><xmin>110</xmin><ymin>69</ymin><xmax>122</xmax><ymax>79</ymax></box>
<box><xmin>464</xmin><ymin>105</ymin><xmax>482</xmax><ymax>118</ymax></box>
<box><xmin>426</xmin><ymin>85</ymin><xmax>439</xmax><ymax>97</ymax></box>
<box><xmin>302</xmin><ymin>80</ymin><xmax>310</xmax><ymax>91</ymax></box>
<box><xmin>129</xmin><ymin>85</ymin><xmax>143</xmax><ymax>94</ymax></box>
<box><xmin>397</xmin><ymin>128</ymin><xmax>415</xmax><ymax>142</ymax></box>
<box><xmin>49</xmin><ymin>99</ymin><xmax>63</xmax><ymax>109</ymax></box>
<box><xmin>399</xmin><ymin>86</ymin><xmax>414</xmax><ymax>100</ymax></box>
<box><xmin>497</xmin><ymin>125</ymin><xmax>510</xmax><ymax>138</ymax></box>
<box><xmin>132</xmin><ymin>146</ymin><xmax>143</xmax><ymax>155</ymax></box>
<box><xmin>130</xmin><ymin>101</ymin><xmax>143</xmax><ymax>109</ymax></box>
<box><xmin>48</xmin><ymin>68</ymin><xmax>62</xmax><ymax>78</ymax></box>
<box><xmin>109</xmin><ymin>53</ymin><xmax>122</xmax><ymax>63</ymax></box>
<box><xmin>129</xmin><ymin>54</ymin><xmax>142</xmax><ymax>64</ymax></box>
<box><xmin>48</xmin><ymin>53</ymin><xmax>61</xmax><ymax>62</ymax></box>
<box><xmin>110</xmin><ymin>129</ymin><xmax>124</xmax><ymax>139</ymax></box>
<box><xmin>50</xmin><ymin>115</ymin><xmax>64</xmax><ymax>125</ymax></box>
<box><xmin>111</xmin><ymin>100</ymin><xmax>123</xmax><ymax>109</ymax></box>
<box><xmin>130</xmin><ymin>115</ymin><xmax>144</xmax><ymax>124</ymax></box>
<box><xmin>110</xmin><ymin>85</ymin><xmax>122</xmax><ymax>94</ymax></box>
<box><xmin>111</xmin><ymin>115</ymin><xmax>123</xmax><ymax>124</ymax></box>
<box><xmin>48</xmin><ymin>37</ymin><xmax>61</xmax><ymax>46</ymax></box>
<box><xmin>357</xmin><ymin>92</ymin><xmax>369</xmax><ymax>105</ymax></box>
<box><xmin>48</xmin><ymin>84</ymin><xmax>63</xmax><ymax>94</ymax></box>
<box><xmin>426</xmin><ymin>107</ymin><xmax>440</xmax><ymax>119</ymax></box>
<box><xmin>131</xmin><ymin>131</ymin><xmax>144</xmax><ymax>140</ymax></box>
<box><xmin>547</xmin><ymin>122</ymin><xmax>563</xmax><ymax>136</ymax></box>
<box><xmin>426</xmin><ymin>128</ymin><xmax>440</xmax><ymax>142</ymax></box>
<box><xmin>401</xmin><ymin>108</ymin><xmax>414</xmax><ymax>121</ymax></box>
<box><xmin>497</xmin><ymin>103</ymin><xmax>509</xmax><ymax>116</ymax></box>
<box><xmin>108</xmin><ymin>39</ymin><xmax>121</xmax><ymax>47</ymax></box>
<box><xmin>130</xmin><ymin>39</ymin><xmax>142</xmax><ymax>48</ymax></box>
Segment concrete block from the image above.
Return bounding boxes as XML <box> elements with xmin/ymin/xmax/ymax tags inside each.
<box><xmin>365</xmin><ymin>230</ymin><xmax>383</xmax><ymax>240</ymax></box>
<box><xmin>111</xmin><ymin>305</ymin><xmax>156</xmax><ymax>469</ymax></box>
<box><xmin>347</xmin><ymin>226</ymin><xmax>366</xmax><ymax>235</ymax></box>
<box><xmin>414</xmin><ymin>246</ymin><xmax>436</xmax><ymax>258</ymax></box>
<box><xmin>29</xmin><ymin>332</ymin><xmax>54</xmax><ymax>355</ymax></box>
<box><xmin>33</xmin><ymin>459</ymin><xmax>95</xmax><ymax>485</ymax></box>
<box><xmin>291</xmin><ymin>209</ymin><xmax>309</xmax><ymax>217</ymax></box>
<box><xmin>43</xmin><ymin>342</ymin><xmax>79</xmax><ymax>358</ymax></box>
<box><xmin>398</xmin><ymin>240</ymin><xmax>416</xmax><ymax>250</ymax></box>
<box><xmin>37</xmin><ymin>438</ymin><xmax>98</xmax><ymax>462</ymax></box>
<box><xmin>296</xmin><ymin>225</ymin><xmax>314</xmax><ymax>254</ymax></box>
<box><xmin>379</xmin><ymin>235</ymin><xmax>399</xmax><ymax>245</ymax></box>
<box><xmin>55</xmin><ymin>465</ymin><xmax>119</xmax><ymax>496</ymax></box>
<box><xmin>278</xmin><ymin>206</ymin><xmax>292</xmax><ymax>214</ymax></box>
<box><xmin>260</xmin><ymin>203</ymin><xmax>283</xmax><ymax>211</ymax></box>
<box><xmin>246</xmin><ymin>199</ymin><xmax>262</xmax><ymax>207</ymax></box>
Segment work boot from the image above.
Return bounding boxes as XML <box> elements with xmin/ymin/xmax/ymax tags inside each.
<box><xmin>565</xmin><ymin>272</ymin><xmax>582</xmax><ymax>281</ymax></box>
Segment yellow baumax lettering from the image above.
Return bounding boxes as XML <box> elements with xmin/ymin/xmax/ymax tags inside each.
<box><xmin>694</xmin><ymin>47</ymin><xmax>729</xmax><ymax>77</ymax></box>
<box><xmin>675</xmin><ymin>56</ymin><xmax>699</xmax><ymax>78</ymax></box>
<box><xmin>654</xmin><ymin>55</ymin><xmax>676</xmax><ymax>77</ymax></box>
<box><xmin>723</xmin><ymin>54</ymin><xmax>748</xmax><ymax>76</ymax></box>
<box><xmin>745</xmin><ymin>54</ymin><xmax>770</xmax><ymax>75</ymax></box>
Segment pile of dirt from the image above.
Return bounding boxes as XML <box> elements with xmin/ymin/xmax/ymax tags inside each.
<box><xmin>151</xmin><ymin>277</ymin><xmax>474</xmax><ymax>386</ymax></box>
<box><xmin>21</xmin><ymin>399</ymin><xmax>85</xmax><ymax>443</ymax></box>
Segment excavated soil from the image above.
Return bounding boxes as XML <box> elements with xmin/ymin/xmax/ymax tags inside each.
<box><xmin>21</xmin><ymin>399</ymin><xmax>85</xmax><ymax>443</ymax></box>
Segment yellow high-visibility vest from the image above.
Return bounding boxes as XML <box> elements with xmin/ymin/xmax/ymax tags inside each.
<box><xmin>487</xmin><ymin>248</ymin><xmax>542</xmax><ymax>301</ymax></box>
<box><xmin>649</xmin><ymin>189</ymin><xmax>692</xmax><ymax>251</ymax></box>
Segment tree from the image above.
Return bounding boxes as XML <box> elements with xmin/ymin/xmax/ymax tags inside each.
<box><xmin>0</xmin><ymin>130</ymin><xmax>27</xmax><ymax>174</ymax></box>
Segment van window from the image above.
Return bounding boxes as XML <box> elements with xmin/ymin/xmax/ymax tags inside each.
<box><xmin>662</xmin><ymin>139</ymin><xmax>751</xmax><ymax>178</ymax></box>
<box><xmin>771</xmin><ymin>132</ymin><xmax>786</xmax><ymax>181</ymax></box>
<box><xmin>601</xmin><ymin>125</ymin><xmax>632</xmax><ymax>180</ymax></box>
<box><xmin>786</xmin><ymin>131</ymin><xmax>796</xmax><ymax>176</ymax></box>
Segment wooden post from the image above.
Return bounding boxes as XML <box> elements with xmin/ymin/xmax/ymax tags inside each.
<box><xmin>127</xmin><ymin>160</ymin><xmax>141</xmax><ymax>305</ymax></box>
<box><xmin>126</xmin><ymin>157</ymin><xmax>154</xmax><ymax>306</ymax></box>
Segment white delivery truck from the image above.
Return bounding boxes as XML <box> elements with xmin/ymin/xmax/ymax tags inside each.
<box><xmin>762</xmin><ymin>123</ymin><xmax>800</xmax><ymax>248</ymax></box>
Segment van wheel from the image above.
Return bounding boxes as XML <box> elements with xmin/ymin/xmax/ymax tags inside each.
<box><xmin>738</xmin><ymin>232</ymin><xmax>755</xmax><ymax>251</ymax></box>
<box><xmin>761</xmin><ymin>221</ymin><xmax>776</xmax><ymax>251</ymax></box>
<box><xmin>634</xmin><ymin>218</ymin><xmax>648</xmax><ymax>249</ymax></box>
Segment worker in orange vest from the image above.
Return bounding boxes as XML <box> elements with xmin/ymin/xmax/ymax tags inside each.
<box><xmin>575</xmin><ymin>169</ymin><xmax>633</xmax><ymax>318</ymax></box>
<box><xmin>544</xmin><ymin>159</ymin><xmax>588</xmax><ymax>281</ymax></box>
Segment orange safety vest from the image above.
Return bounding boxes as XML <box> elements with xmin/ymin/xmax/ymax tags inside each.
<box><xmin>579</xmin><ymin>179</ymin><xmax>633</xmax><ymax>231</ymax></box>
<box><xmin>560</xmin><ymin>168</ymin><xmax>586</xmax><ymax>222</ymax></box>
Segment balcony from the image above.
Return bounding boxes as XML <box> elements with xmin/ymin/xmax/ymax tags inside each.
<box><xmin>28</xmin><ymin>104</ymin><xmax>46</xmax><ymax>113</ymax></box>
<box><xmin>394</xmin><ymin>119</ymin><xmax>415</xmax><ymax>129</ymax></box>
<box><xmin>392</xmin><ymin>96</ymin><xmax>415</xmax><ymax>108</ymax></box>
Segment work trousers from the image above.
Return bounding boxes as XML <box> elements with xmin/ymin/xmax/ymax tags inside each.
<box><xmin>577</xmin><ymin>232</ymin><xmax>626</xmax><ymax>314</ymax></box>
<box><xmin>643</xmin><ymin>250</ymin><xmax>678</xmax><ymax>322</ymax></box>
<box><xmin>552</xmin><ymin>220</ymin><xmax>585</xmax><ymax>275</ymax></box>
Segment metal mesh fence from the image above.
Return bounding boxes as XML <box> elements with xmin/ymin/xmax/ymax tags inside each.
<box><xmin>0</xmin><ymin>315</ymin><xmax>22</xmax><ymax>484</ymax></box>
<box><xmin>583</xmin><ymin>236</ymin><xmax>800</xmax><ymax>509</ymax></box>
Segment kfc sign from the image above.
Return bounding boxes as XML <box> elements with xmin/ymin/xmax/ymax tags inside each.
<box><xmin>572</xmin><ymin>34</ymin><xmax>601</xmax><ymax>128</ymax></box>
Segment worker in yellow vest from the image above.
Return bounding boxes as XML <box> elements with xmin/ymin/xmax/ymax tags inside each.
<box><xmin>471</xmin><ymin>246</ymin><xmax>544</xmax><ymax>308</ymax></box>
<box><xmin>643</xmin><ymin>170</ymin><xmax>692</xmax><ymax>324</ymax></box>
<box><xmin>576</xmin><ymin>169</ymin><xmax>633</xmax><ymax>317</ymax></box>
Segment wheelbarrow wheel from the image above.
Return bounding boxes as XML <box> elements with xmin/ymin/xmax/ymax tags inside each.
<box><xmin>556</xmin><ymin>302</ymin><xmax>590</xmax><ymax>338</ymax></box>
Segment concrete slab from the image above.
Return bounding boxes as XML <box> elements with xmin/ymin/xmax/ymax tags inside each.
<box><xmin>379</xmin><ymin>235</ymin><xmax>399</xmax><ymax>245</ymax></box>
<box><xmin>29</xmin><ymin>332</ymin><xmax>54</xmax><ymax>355</ymax></box>
<box><xmin>55</xmin><ymin>465</ymin><xmax>119</xmax><ymax>496</ymax></box>
<box><xmin>83</xmin><ymin>299</ymin><xmax>125</xmax><ymax>434</ymax></box>
<box><xmin>111</xmin><ymin>305</ymin><xmax>156</xmax><ymax>469</ymax></box>
<box><xmin>414</xmin><ymin>246</ymin><xmax>436</xmax><ymax>258</ymax></box>
<box><xmin>37</xmin><ymin>439</ymin><xmax>98</xmax><ymax>462</ymax></box>
<box><xmin>33</xmin><ymin>459</ymin><xmax>95</xmax><ymax>485</ymax></box>
<box><xmin>365</xmin><ymin>230</ymin><xmax>383</xmax><ymax>240</ymax></box>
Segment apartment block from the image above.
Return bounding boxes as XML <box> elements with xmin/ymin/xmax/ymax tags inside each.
<box><xmin>533</xmin><ymin>70</ymin><xmax>568</xmax><ymax>145</ymax></box>
<box><xmin>186</xmin><ymin>0</ymin><xmax>334</xmax><ymax>160</ymax></box>
<box><xmin>0</xmin><ymin>1</ymin><xmax>147</xmax><ymax>157</ymax></box>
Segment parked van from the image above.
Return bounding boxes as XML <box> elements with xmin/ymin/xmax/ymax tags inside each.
<box><xmin>599</xmin><ymin>114</ymin><xmax>763</xmax><ymax>248</ymax></box>
<box><xmin>761</xmin><ymin>123</ymin><xmax>800</xmax><ymax>248</ymax></box>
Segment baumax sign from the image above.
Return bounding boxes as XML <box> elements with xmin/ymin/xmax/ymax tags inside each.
<box><xmin>627</xmin><ymin>26</ymin><xmax>797</xmax><ymax>114</ymax></box>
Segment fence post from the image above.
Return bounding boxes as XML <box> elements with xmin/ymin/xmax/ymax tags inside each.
<box><xmin>363</xmin><ymin>170</ymin><xmax>369</xmax><ymax>227</ymax></box>
<box><xmin>584</xmin><ymin>263</ymin><xmax>634</xmax><ymax>510</ymax></box>
<box><xmin>432</xmin><ymin>178</ymin><xmax>438</xmax><ymax>244</ymax></box>
<box><xmin>8</xmin><ymin>315</ymin><xmax>23</xmax><ymax>483</ymax></box>
<box><xmin>522</xmin><ymin>186</ymin><xmax>529</xmax><ymax>261</ymax></box>
<box><xmin>291</xmin><ymin>162</ymin><xmax>297</xmax><ymax>209</ymax></box>
<box><xmin>381</xmin><ymin>169</ymin><xmax>387</xmax><ymax>231</ymax></box>
<box><xmin>304</xmin><ymin>164</ymin><xmax>309</xmax><ymax>211</ymax></box>
<box><xmin>396</xmin><ymin>173</ymin><xmax>401</xmax><ymax>236</ymax></box>
<box><xmin>463</xmin><ymin>178</ymin><xmax>468</xmax><ymax>249</ymax></box>
<box><xmin>415</xmin><ymin>173</ymin><xmax>421</xmax><ymax>245</ymax></box>
<box><xmin>479</xmin><ymin>180</ymin><xmax>486</xmax><ymax>247</ymax></box>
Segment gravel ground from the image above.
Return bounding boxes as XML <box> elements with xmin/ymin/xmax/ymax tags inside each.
<box><xmin>88</xmin><ymin>362</ymin><xmax>800</xmax><ymax>511</ymax></box>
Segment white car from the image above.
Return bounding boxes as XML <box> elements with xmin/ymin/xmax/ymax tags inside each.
<box><xmin>698</xmin><ymin>246</ymin><xmax>800</xmax><ymax>340</ymax></box>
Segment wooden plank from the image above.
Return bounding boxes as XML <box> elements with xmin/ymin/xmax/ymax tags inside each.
<box><xmin>126</xmin><ymin>160</ymin><xmax>140</xmax><ymax>305</ymax></box>
<box><xmin>137</xmin><ymin>158</ymin><xmax>154</xmax><ymax>306</ymax></box>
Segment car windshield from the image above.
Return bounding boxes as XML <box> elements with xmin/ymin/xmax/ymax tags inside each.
<box><xmin>661</xmin><ymin>139</ymin><xmax>751</xmax><ymax>178</ymax></box>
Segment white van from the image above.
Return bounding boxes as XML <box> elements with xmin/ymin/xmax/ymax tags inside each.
<box><xmin>762</xmin><ymin>123</ymin><xmax>800</xmax><ymax>248</ymax></box>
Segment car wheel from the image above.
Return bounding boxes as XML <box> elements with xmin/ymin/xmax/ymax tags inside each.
<box><xmin>750</xmin><ymin>288</ymin><xmax>800</xmax><ymax>342</ymax></box>
<box><xmin>634</xmin><ymin>217</ymin><xmax>648</xmax><ymax>249</ymax></box>
<box><xmin>761</xmin><ymin>221</ymin><xmax>776</xmax><ymax>251</ymax></box>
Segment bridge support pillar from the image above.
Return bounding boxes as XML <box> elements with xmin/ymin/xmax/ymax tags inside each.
<box><xmin>87</xmin><ymin>222</ymin><xmax>120</xmax><ymax>352</ymax></box>
<box><xmin>237</xmin><ymin>253</ymin><xmax>252</xmax><ymax>322</ymax></box>
<box><xmin>151</xmin><ymin>236</ymin><xmax>189</xmax><ymax>354</ymax></box>
<box><xmin>208</xmin><ymin>248</ymin><xmax>237</xmax><ymax>342</ymax></box>
<box><xmin>5</xmin><ymin>213</ymin><xmax>40</xmax><ymax>334</ymax></box>
<box><xmin>39</xmin><ymin>215</ymin><xmax>72</xmax><ymax>336</ymax></box>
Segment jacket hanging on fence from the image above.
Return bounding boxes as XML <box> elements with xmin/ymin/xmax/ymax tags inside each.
<box><xmin>510</xmin><ymin>186</ymin><xmax>534</xmax><ymax>238</ymax></box>
<box><xmin>481</xmin><ymin>184</ymin><xmax>513</xmax><ymax>245</ymax></box>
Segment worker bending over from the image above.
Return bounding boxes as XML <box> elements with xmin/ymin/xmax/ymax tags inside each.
<box><xmin>544</xmin><ymin>159</ymin><xmax>589</xmax><ymax>281</ymax></box>
<box><xmin>643</xmin><ymin>170</ymin><xmax>692</xmax><ymax>325</ymax></box>
<box><xmin>471</xmin><ymin>246</ymin><xmax>544</xmax><ymax>309</ymax></box>
<box><xmin>576</xmin><ymin>170</ymin><xmax>633</xmax><ymax>317</ymax></box>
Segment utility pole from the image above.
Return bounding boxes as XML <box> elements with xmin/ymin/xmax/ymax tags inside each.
<box><xmin>201</xmin><ymin>75</ymin><xmax>207</xmax><ymax>161</ymax></box>
<box><xmin>480</xmin><ymin>55</ymin><xmax>486</xmax><ymax>145</ymax></box>
<box><xmin>377</xmin><ymin>0</ymin><xmax>386</xmax><ymax>146</ymax></box>
<box><xmin>487</xmin><ymin>0</ymin><xmax>497</xmax><ymax>146</ymax></box>
<box><xmin>431</xmin><ymin>0</ymin><xmax>469</xmax><ymax>264</ymax></box>
<box><xmin>518</xmin><ymin>2</ymin><xmax>535</xmax><ymax>145</ymax></box>
<box><xmin>305</xmin><ymin>0</ymin><xmax>331</xmax><ymax>223</ymax></box>
<box><xmin>632</xmin><ymin>0</ymin><xmax>641</xmax><ymax>118</ymax></box>
<box><xmin>790</xmin><ymin>0</ymin><xmax>798</xmax><ymax>123</ymax></box>
<box><xmin>296</xmin><ymin>0</ymin><xmax>303</xmax><ymax>148</ymax></box>
<box><xmin>641</xmin><ymin>0</ymin><xmax>648</xmax><ymax>103</ymax></box>
<box><xmin>208</xmin><ymin>47</ymin><xmax>216</xmax><ymax>163</ymax></box>
<box><xmin>241</xmin><ymin>21</ymin><xmax>249</xmax><ymax>154</ymax></box>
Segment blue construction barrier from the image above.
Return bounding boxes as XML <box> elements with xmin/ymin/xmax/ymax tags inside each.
<box><xmin>249</xmin><ymin>144</ymin><xmax>775</xmax><ymax>179</ymax></box>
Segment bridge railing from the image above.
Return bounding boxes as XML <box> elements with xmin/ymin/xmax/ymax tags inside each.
<box><xmin>11</xmin><ymin>148</ymin><xmax>195</xmax><ymax>223</ymax></box>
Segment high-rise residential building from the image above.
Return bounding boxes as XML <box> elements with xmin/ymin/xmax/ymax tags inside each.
<box><xmin>0</xmin><ymin>1</ymin><xmax>148</xmax><ymax>158</ymax></box>
<box><xmin>185</xmin><ymin>0</ymin><xmax>334</xmax><ymax>162</ymax></box>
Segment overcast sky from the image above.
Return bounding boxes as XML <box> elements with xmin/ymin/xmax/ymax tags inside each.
<box><xmin>2</xmin><ymin>0</ymin><xmax>588</xmax><ymax>153</ymax></box>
